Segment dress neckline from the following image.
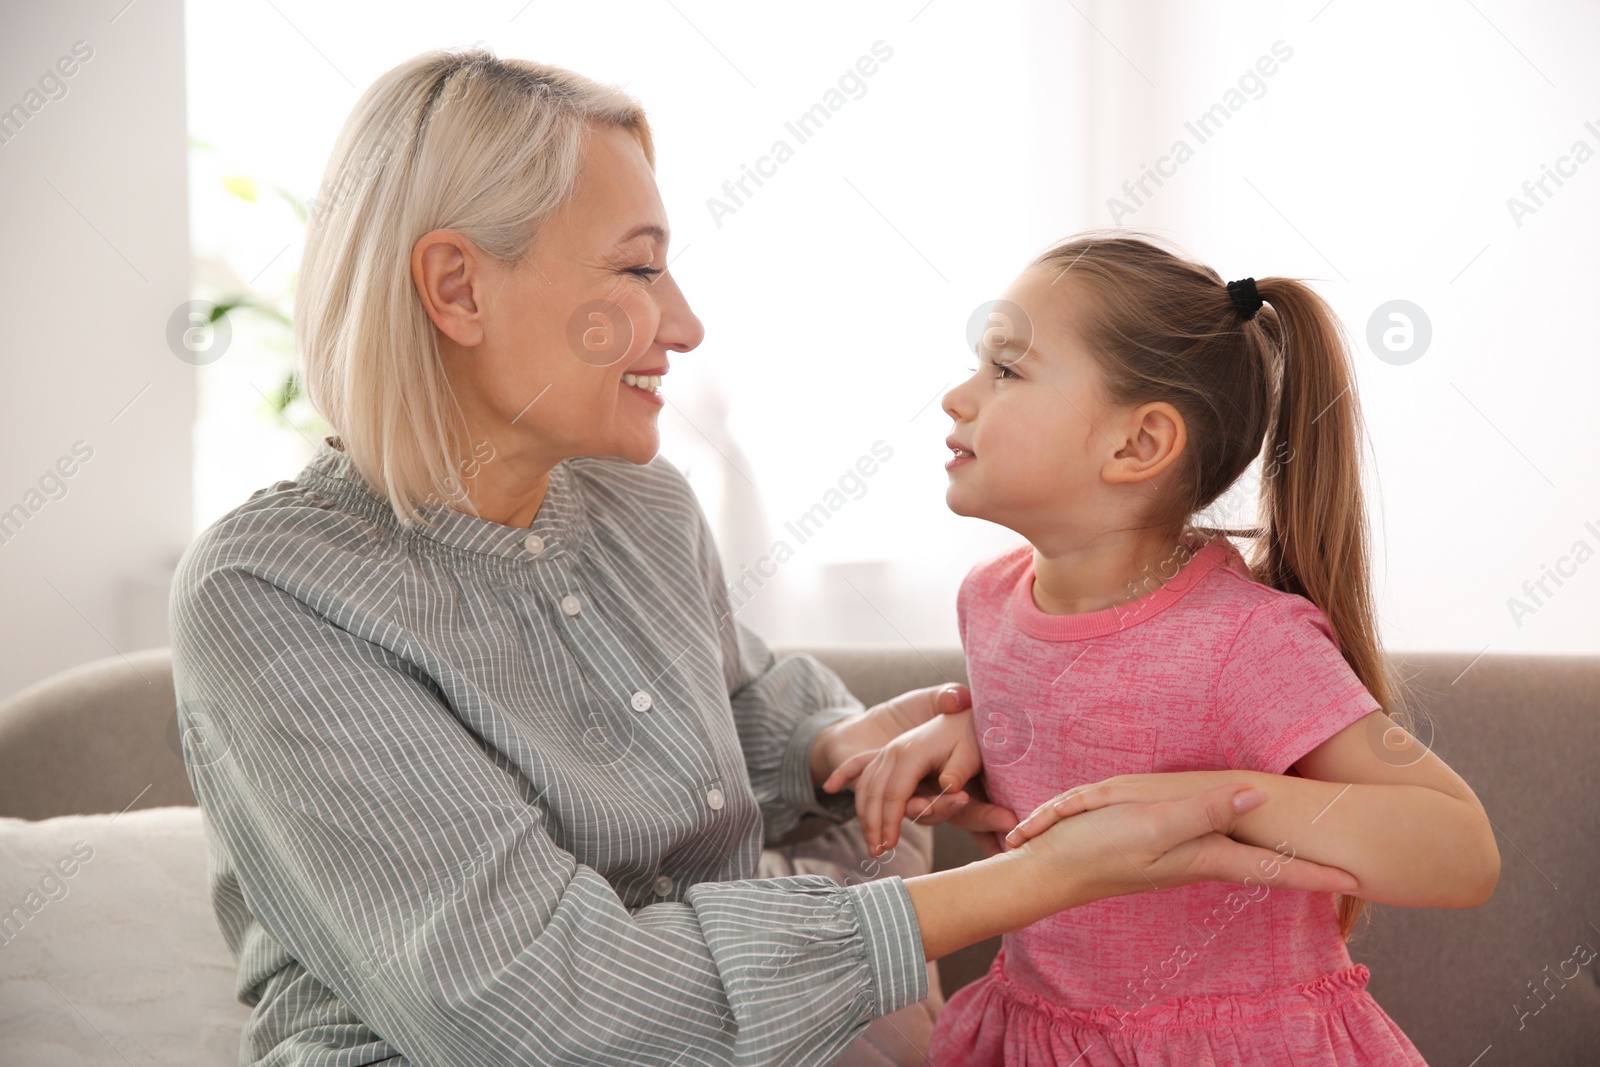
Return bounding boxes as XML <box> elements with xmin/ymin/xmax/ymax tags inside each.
<box><xmin>1009</xmin><ymin>534</ymin><xmax>1235</xmax><ymax>642</ymax></box>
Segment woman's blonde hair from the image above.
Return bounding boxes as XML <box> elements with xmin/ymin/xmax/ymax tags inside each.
<box><xmin>296</xmin><ymin>47</ymin><xmax>654</xmax><ymax>528</ymax></box>
<box><xmin>1030</xmin><ymin>230</ymin><xmax>1400</xmax><ymax>940</ymax></box>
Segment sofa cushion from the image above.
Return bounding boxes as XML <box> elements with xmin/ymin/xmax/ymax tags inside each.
<box><xmin>0</xmin><ymin>804</ymin><xmax>942</xmax><ymax>1067</ymax></box>
<box><xmin>0</xmin><ymin>806</ymin><xmax>250</xmax><ymax>1063</ymax></box>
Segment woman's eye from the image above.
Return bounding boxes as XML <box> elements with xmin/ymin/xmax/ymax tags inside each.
<box><xmin>626</xmin><ymin>266</ymin><xmax>664</xmax><ymax>280</ymax></box>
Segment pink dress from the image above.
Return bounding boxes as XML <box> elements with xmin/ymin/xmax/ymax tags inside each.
<box><xmin>930</xmin><ymin>536</ymin><xmax>1428</xmax><ymax>1066</ymax></box>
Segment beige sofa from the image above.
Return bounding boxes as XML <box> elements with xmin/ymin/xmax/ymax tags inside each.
<box><xmin>1</xmin><ymin>646</ymin><xmax>1596</xmax><ymax>1064</ymax></box>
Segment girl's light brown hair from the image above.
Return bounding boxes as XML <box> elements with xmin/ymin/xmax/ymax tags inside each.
<box><xmin>1030</xmin><ymin>229</ymin><xmax>1399</xmax><ymax>939</ymax></box>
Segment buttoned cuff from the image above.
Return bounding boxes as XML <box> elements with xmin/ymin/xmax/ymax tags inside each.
<box><xmin>780</xmin><ymin>705</ymin><xmax>863</xmax><ymax>823</ymax></box>
<box><xmin>842</xmin><ymin>875</ymin><xmax>929</xmax><ymax>1017</ymax></box>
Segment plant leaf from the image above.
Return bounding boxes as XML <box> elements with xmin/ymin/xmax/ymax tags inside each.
<box><xmin>221</xmin><ymin>175</ymin><xmax>259</xmax><ymax>202</ymax></box>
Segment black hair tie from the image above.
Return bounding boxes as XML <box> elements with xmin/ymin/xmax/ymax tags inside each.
<box><xmin>1226</xmin><ymin>277</ymin><xmax>1264</xmax><ymax>321</ymax></box>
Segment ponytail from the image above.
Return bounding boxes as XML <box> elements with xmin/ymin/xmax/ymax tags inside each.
<box><xmin>1252</xmin><ymin>279</ymin><xmax>1400</xmax><ymax>938</ymax></box>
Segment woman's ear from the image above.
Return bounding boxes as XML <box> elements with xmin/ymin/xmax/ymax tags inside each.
<box><xmin>411</xmin><ymin>229</ymin><xmax>487</xmax><ymax>347</ymax></box>
<box><xmin>1104</xmin><ymin>401</ymin><xmax>1186</xmax><ymax>484</ymax></box>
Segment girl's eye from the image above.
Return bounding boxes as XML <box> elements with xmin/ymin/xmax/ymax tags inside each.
<box><xmin>970</xmin><ymin>358</ymin><xmax>1019</xmax><ymax>380</ymax></box>
<box><xmin>626</xmin><ymin>266</ymin><xmax>664</xmax><ymax>280</ymax></box>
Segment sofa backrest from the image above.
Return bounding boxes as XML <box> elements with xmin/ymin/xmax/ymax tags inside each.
<box><xmin>0</xmin><ymin>647</ymin><xmax>193</xmax><ymax>819</ymax></box>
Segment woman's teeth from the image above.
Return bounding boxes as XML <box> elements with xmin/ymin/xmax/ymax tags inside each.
<box><xmin>622</xmin><ymin>373</ymin><xmax>661</xmax><ymax>394</ymax></box>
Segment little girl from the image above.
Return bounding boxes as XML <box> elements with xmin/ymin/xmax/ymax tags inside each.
<box><xmin>825</xmin><ymin>232</ymin><xmax>1499</xmax><ymax>1065</ymax></box>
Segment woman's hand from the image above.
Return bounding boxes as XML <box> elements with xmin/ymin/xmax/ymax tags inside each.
<box><xmin>1015</xmin><ymin>784</ymin><xmax>1359</xmax><ymax>901</ymax></box>
<box><xmin>823</xmin><ymin>710</ymin><xmax>986</xmax><ymax>857</ymax></box>
<box><xmin>905</xmin><ymin>784</ymin><xmax>1361</xmax><ymax>961</ymax></box>
<box><xmin>1005</xmin><ymin>771</ymin><xmax>1236</xmax><ymax>849</ymax></box>
<box><xmin>811</xmin><ymin>685</ymin><xmax>1017</xmax><ymax>842</ymax></box>
<box><xmin>1007</xmin><ymin>726</ymin><xmax>1501</xmax><ymax>910</ymax></box>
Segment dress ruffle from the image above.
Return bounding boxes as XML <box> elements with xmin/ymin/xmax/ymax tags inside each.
<box><xmin>930</xmin><ymin>955</ymin><xmax>1427</xmax><ymax>1066</ymax></box>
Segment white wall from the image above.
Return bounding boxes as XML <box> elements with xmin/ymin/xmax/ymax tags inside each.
<box><xmin>6</xmin><ymin>0</ymin><xmax>1595</xmax><ymax>706</ymax></box>
<box><xmin>0</xmin><ymin>0</ymin><xmax>192</xmax><ymax>700</ymax></box>
<box><xmin>132</xmin><ymin>0</ymin><xmax>1600</xmax><ymax>664</ymax></box>
<box><xmin>1069</xmin><ymin>1</ymin><xmax>1600</xmax><ymax>658</ymax></box>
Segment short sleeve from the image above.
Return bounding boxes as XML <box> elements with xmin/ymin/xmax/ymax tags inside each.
<box><xmin>1213</xmin><ymin>595</ymin><xmax>1383</xmax><ymax>776</ymax></box>
<box><xmin>956</xmin><ymin>565</ymin><xmax>976</xmax><ymax>648</ymax></box>
<box><xmin>955</xmin><ymin>555</ymin><xmax>998</xmax><ymax>652</ymax></box>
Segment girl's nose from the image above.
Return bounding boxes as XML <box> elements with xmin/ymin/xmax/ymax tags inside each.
<box><xmin>942</xmin><ymin>377</ymin><xmax>973</xmax><ymax>422</ymax></box>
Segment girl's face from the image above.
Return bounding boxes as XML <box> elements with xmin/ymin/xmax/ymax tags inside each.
<box><xmin>941</xmin><ymin>268</ymin><xmax>1136</xmax><ymax>546</ymax></box>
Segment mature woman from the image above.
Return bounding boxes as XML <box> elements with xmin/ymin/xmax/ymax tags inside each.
<box><xmin>170</xmin><ymin>49</ymin><xmax>1356</xmax><ymax>1066</ymax></box>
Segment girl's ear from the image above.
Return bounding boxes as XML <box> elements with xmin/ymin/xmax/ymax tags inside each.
<box><xmin>1104</xmin><ymin>401</ymin><xmax>1186</xmax><ymax>484</ymax></box>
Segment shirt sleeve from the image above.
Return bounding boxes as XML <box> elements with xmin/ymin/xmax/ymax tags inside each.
<box><xmin>680</xmin><ymin>478</ymin><xmax>865</xmax><ymax>842</ymax></box>
<box><xmin>171</xmin><ymin>551</ymin><xmax>926</xmax><ymax>1067</ymax></box>
<box><xmin>1213</xmin><ymin>594</ymin><xmax>1384</xmax><ymax>776</ymax></box>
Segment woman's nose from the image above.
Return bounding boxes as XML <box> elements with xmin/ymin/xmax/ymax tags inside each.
<box><xmin>655</xmin><ymin>270</ymin><xmax>704</xmax><ymax>353</ymax></box>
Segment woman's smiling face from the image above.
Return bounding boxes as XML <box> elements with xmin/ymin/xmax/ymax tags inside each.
<box><xmin>940</xmin><ymin>268</ymin><xmax>1126</xmax><ymax>543</ymax></box>
<box><xmin>413</xmin><ymin>123</ymin><xmax>704</xmax><ymax>470</ymax></box>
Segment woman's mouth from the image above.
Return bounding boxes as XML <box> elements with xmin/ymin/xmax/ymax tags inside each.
<box><xmin>621</xmin><ymin>372</ymin><xmax>664</xmax><ymax>406</ymax></box>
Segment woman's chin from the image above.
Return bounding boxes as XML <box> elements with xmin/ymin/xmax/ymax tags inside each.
<box><xmin>614</xmin><ymin>431</ymin><xmax>661</xmax><ymax>466</ymax></box>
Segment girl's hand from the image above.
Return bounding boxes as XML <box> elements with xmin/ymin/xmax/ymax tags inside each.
<box><xmin>919</xmin><ymin>773</ymin><xmax>1009</xmax><ymax>858</ymax></box>
<box><xmin>811</xmin><ymin>684</ymin><xmax>970</xmax><ymax>802</ymax></box>
<box><xmin>824</xmin><ymin>710</ymin><xmax>993</xmax><ymax>856</ymax></box>
<box><xmin>1006</xmin><ymin>771</ymin><xmax>1235</xmax><ymax>849</ymax></box>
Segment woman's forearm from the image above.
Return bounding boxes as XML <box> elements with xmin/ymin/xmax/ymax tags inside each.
<box><xmin>903</xmin><ymin>848</ymin><xmax>1069</xmax><ymax>961</ymax></box>
<box><xmin>907</xmin><ymin>785</ymin><xmax>1369</xmax><ymax>961</ymax></box>
<box><xmin>1217</xmin><ymin>770</ymin><xmax>1499</xmax><ymax>908</ymax></box>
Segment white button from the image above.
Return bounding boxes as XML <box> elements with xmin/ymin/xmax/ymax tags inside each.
<box><xmin>523</xmin><ymin>533</ymin><xmax>545</xmax><ymax>556</ymax></box>
<box><xmin>559</xmin><ymin>594</ymin><xmax>582</xmax><ymax>616</ymax></box>
<box><xmin>653</xmin><ymin>874</ymin><xmax>674</xmax><ymax>896</ymax></box>
<box><xmin>630</xmin><ymin>691</ymin><xmax>653</xmax><ymax>712</ymax></box>
<box><xmin>706</xmin><ymin>787</ymin><xmax>724</xmax><ymax>811</ymax></box>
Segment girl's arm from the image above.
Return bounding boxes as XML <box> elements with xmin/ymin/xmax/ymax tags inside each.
<box><xmin>1007</xmin><ymin>710</ymin><xmax>1500</xmax><ymax>909</ymax></box>
<box><xmin>1239</xmin><ymin>710</ymin><xmax>1498</xmax><ymax>907</ymax></box>
<box><xmin>906</xmin><ymin>784</ymin><xmax>1362</xmax><ymax>960</ymax></box>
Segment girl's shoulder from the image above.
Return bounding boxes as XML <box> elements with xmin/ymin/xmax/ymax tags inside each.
<box><xmin>954</xmin><ymin>542</ymin><xmax>1032</xmax><ymax>640</ymax></box>
<box><xmin>957</xmin><ymin>541</ymin><xmax>1033</xmax><ymax>602</ymax></box>
<box><xmin>1190</xmin><ymin>543</ymin><xmax>1341</xmax><ymax>653</ymax></box>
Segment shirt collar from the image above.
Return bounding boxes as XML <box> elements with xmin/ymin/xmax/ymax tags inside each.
<box><xmin>299</xmin><ymin>435</ymin><xmax>586</xmax><ymax>563</ymax></box>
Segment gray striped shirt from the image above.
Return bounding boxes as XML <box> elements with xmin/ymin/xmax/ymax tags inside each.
<box><xmin>169</xmin><ymin>436</ymin><xmax>927</xmax><ymax>1066</ymax></box>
